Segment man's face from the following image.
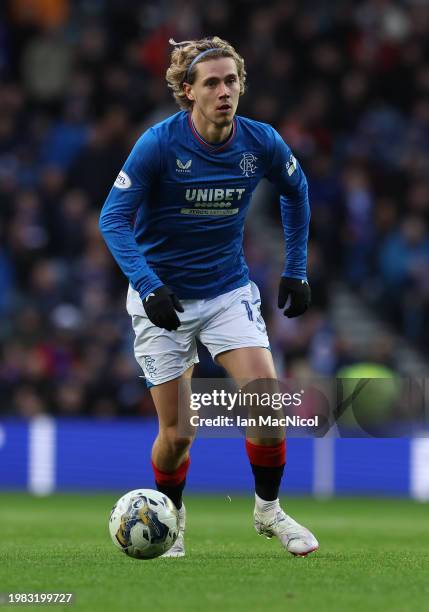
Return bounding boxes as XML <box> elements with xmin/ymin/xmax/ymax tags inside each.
<box><xmin>185</xmin><ymin>57</ymin><xmax>241</xmax><ymax>128</ymax></box>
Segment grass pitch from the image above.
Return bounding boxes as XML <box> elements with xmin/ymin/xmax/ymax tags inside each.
<box><xmin>0</xmin><ymin>494</ymin><xmax>428</xmax><ymax>612</ymax></box>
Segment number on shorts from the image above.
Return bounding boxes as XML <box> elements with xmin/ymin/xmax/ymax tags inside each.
<box><xmin>241</xmin><ymin>300</ymin><xmax>253</xmax><ymax>321</ymax></box>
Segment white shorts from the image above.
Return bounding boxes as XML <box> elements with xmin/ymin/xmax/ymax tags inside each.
<box><xmin>127</xmin><ymin>281</ymin><xmax>270</xmax><ymax>386</ymax></box>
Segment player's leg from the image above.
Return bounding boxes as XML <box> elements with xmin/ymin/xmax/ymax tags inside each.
<box><xmin>200</xmin><ymin>284</ymin><xmax>286</xmax><ymax>503</ymax></box>
<box><xmin>131</xmin><ymin>299</ymin><xmax>198</xmax><ymax>510</ymax></box>
<box><xmin>149</xmin><ymin>368</ymin><xmax>195</xmax><ymax>558</ymax></box>
<box><xmin>130</xmin><ymin>297</ymin><xmax>199</xmax><ymax>558</ymax></box>
<box><xmin>200</xmin><ymin>281</ymin><xmax>318</xmax><ymax>555</ymax></box>
<box><xmin>150</xmin><ymin>366</ymin><xmax>195</xmax><ymax>510</ymax></box>
<box><xmin>217</xmin><ymin>346</ymin><xmax>318</xmax><ymax>556</ymax></box>
<box><xmin>199</xmin><ymin>283</ymin><xmax>286</xmax><ymax>501</ymax></box>
<box><xmin>216</xmin><ymin>347</ymin><xmax>286</xmax><ymax>504</ymax></box>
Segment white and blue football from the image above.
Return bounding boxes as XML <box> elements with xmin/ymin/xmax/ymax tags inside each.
<box><xmin>109</xmin><ymin>489</ymin><xmax>179</xmax><ymax>559</ymax></box>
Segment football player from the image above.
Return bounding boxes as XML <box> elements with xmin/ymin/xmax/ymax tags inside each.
<box><xmin>100</xmin><ymin>37</ymin><xmax>318</xmax><ymax>558</ymax></box>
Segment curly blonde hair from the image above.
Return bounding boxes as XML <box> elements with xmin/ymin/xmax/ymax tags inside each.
<box><xmin>166</xmin><ymin>37</ymin><xmax>247</xmax><ymax>111</ymax></box>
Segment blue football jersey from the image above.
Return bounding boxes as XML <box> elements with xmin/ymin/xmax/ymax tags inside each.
<box><xmin>99</xmin><ymin>111</ymin><xmax>310</xmax><ymax>300</ymax></box>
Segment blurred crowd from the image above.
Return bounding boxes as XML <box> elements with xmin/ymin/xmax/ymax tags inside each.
<box><xmin>0</xmin><ymin>0</ymin><xmax>428</xmax><ymax>418</ymax></box>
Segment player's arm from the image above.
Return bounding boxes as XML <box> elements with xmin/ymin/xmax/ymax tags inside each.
<box><xmin>265</xmin><ymin>128</ymin><xmax>311</xmax><ymax>318</ymax></box>
<box><xmin>99</xmin><ymin>129</ymin><xmax>183</xmax><ymax>331</ymax></box>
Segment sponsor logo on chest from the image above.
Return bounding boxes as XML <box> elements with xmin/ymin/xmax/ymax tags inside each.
<box><xmin>185</xmin><ymin>187</ymin><xmax>245</xmax><ymax>204</ymax></box>
<box><xmin>181</xmin><ymin>187</ymin><xmax>246</xmax><ymax>216</ymax></box>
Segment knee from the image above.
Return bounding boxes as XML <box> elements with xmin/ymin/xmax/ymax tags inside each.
<box><xmin>163</xmin><ymin>428</ymin><xmax>194</xmax><ymax>456</ymax></box>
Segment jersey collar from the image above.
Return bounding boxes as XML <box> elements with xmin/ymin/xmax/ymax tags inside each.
<box><xmin>187</xmin><ymin>113</ymin><xmax>236</xmax><ymax>153</ymax></box>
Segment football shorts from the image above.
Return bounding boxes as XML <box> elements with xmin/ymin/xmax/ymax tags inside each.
<box><xmin>128</xmin><ymin>281</ymin><xmax>270</xmax><ymax>386</ymax></box>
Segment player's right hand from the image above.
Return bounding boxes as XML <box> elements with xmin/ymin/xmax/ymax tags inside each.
<box><xmin>143</xmin><ymin>286</ymin><xmax>184</xmax><ymax>331</ymax></box>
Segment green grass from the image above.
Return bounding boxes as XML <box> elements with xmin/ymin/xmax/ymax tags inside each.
<box><xmin>0</xmin><ymin>494</ymin><xmax>428</xmax><ymax>612</ymax></box>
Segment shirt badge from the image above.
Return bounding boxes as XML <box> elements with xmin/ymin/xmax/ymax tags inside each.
<box><xmin>239</xmin><ymin>153</ymin><xmax>257</xmax><ymax>177</ymax></box>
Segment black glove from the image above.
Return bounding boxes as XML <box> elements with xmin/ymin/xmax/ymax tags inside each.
<box><xmin>143</xmin><ymin>286</ymin><xmax>184</xmax><ymax>331</ymax></box>
<box><xmin>278</xmin><ymin>276</ymin><xmax>311</xmax><ymax>318</ymax></box>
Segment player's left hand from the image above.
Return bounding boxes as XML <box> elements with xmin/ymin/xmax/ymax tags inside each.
<box><xmin>278</xmin><ymin>276</ymin><xmax>311</xmax><ymax>318</ymax></box>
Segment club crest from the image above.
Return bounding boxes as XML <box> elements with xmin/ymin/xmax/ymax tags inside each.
<box><xmin>239</xmin><ymin>153</ymin><xmax>257</xmax><ymax>177</ymax></box>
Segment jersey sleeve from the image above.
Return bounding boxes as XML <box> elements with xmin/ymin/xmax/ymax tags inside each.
<box><xmin>99</xmin><ymin>128</ymin><xmax>164</xmax><ymax>300</ymax></box>
<box><xmin>264</xmin><ymin>127</ymin><xmax>310</xmax><ymax>280</ymax></box>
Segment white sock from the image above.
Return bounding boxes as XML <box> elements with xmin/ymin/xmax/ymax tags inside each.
<box><xmin>255</xmin><ymin>493</ymin><xmax>279</xmax><ymax>513</ymax></box>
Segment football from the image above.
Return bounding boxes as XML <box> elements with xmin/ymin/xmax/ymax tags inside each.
<box><xmin>109</xmin><ymin>489</ymin><xmax>179</xmax><ymax>559</ymax></box>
